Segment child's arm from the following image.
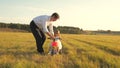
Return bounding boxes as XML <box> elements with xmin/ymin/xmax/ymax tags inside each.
<box><xmin>58</xmin><ymin>33</ymin><xmax>62</xmax><ymax>40</ymax></box>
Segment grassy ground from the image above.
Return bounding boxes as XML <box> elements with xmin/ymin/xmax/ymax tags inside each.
<box><xmin>0</xmin><ymin>32</ymin><xmax>120</xmax><ymax>68</ymax></box>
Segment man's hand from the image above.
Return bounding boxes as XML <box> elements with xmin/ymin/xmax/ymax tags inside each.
<box><xmin>46</xmin><ymin>32</ymin><xmax>55</xmax><ymax>40</ymax></box>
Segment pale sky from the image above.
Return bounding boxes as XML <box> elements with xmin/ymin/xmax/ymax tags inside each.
<box><xmin>0</xmin><ymin>0</ymin><xmax>120</xmax><ymax>31</ymax></box>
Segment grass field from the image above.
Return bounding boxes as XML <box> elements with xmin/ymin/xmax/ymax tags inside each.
<box><xmin>0</xmin><ymin>32</ymin><xmax>120</xmax><ymax>68</ymax></box>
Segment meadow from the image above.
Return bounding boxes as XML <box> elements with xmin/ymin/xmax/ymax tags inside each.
<box><xmin>0</xmin><ymin>32</ymin><xmax>120</xmax><ymax>68</ymax></box>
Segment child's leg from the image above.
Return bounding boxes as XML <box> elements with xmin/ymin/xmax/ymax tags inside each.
<box><xmin>48</xmin><ymin>45</ymin><xmax>52</xmax><ymax>54</ymax></box>
<box><xmin>59</xmin><ymin>49</ymin><xmax>62</xmax><ymax>54</ymax></box>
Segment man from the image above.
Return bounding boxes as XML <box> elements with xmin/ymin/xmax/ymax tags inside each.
<box><xmin>30</xmin><ymin>12</ymin><xmax>59</xmax><ymax>55</ymax></box>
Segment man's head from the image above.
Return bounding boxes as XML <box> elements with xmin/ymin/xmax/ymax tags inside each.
<box><xmin>50</xmin><ymin>12</ymin><xmax>59</xmax><ymax>21</ymax></box>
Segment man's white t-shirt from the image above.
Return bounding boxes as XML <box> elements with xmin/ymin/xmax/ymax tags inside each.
<box><xmin>33</xmin><ymin>15</ymin><xmax>54</xmax><ymax>35</ymax></box>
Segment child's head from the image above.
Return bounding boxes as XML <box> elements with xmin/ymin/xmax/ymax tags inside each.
<box><xmin>54</xmin><ymin>30</ymin><xmax>60</xmax><ymax>37</ymax></box>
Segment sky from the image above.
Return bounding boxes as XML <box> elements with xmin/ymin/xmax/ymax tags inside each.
<box><xmin>0</xmin><ymin>0</ymin><xmax>120</xmax><ymax>31</ymax></box>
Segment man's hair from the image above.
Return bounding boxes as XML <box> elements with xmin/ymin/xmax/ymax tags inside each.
<box><xmin>51</xmin><ymin>12</ymin><xmax>60</xmax><ymax>19</ymax></box>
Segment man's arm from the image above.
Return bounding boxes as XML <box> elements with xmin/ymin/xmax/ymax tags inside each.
<box><xmin>42</xmin><ymin>21</ymin><xmax>55</xmax><ymax>40</ymax></box>
<box><xmin>46</xmin><ymin>32</ymin><xmax>55</xmax><ymax>40</ymax></box>
<box><xmin>49</xmin><ymin>24</ymin><xmax>54</xmax><ymax>35</ymax></box>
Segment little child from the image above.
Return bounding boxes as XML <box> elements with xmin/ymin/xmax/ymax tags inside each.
<box><xmin>48</xmin><ymin>30</ymin><xmax>62</xmax><ymax>55</ymax></box>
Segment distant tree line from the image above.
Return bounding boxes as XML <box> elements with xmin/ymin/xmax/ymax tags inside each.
<box><xmin>1</xmin><ymin>22</ymin><xmax>120</xmax><ymax>35</ymax></box>
<box><xmin>57</xmin><ymin>26</ymin><xmax>83</xmax><ymax>34</ymax></box>
<box><xmin>0</xmin><ymin>22</ymin><xmax>83</xmax><ymax>34</ymax></box>
<box><xmin>0</xmin><ymin>22</ymin><xmax>31</xmax><ymax>32</ymax></box>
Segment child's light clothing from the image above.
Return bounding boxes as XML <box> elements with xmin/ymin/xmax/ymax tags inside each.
<box><xmin>48</xmin><ymin>36</ymin><xmax>62</xmax><ymax>54</ymax></box>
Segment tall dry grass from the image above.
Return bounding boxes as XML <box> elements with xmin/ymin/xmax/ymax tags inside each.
<box><xmin>0</xmin><ymin>32</ymin><xmax>120</xmax><ymax>68</ymax></box>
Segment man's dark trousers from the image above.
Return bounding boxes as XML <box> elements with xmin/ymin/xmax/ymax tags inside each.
<box><xmin>30</xmin><ymin>20</ymin><xmax>46</xmax><ymax>53</ymax></box>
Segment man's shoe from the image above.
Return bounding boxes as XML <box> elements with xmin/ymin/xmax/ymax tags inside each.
<box><xmin>39</xmin><ymin>52</ymin><xmax>45</xmax><ymax>56</ymax></box>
